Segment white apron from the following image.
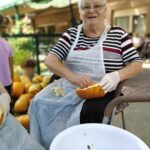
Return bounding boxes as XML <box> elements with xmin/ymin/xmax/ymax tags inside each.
<box><xmin>29</xmin><ymin>24</ymin><xmax>109</xmax><ymax>150</ymax></box>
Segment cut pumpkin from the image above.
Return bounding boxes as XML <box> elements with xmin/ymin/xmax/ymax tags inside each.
<box><xmin>76</xmin><ymin>83</ymin><xmax>105</xmax><ymax>99</ymax></box>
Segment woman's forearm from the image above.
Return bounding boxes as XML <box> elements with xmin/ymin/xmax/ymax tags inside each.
<box><xmin>0</xmin><ymin>83</ymin><xmax>7</xmax><ymax>94</ymax></box>
<box><xmin>9</xmin><ymin>57</ymin><xmax>14</xmax><ymax>82</ymax></box>
<box><xmin>45</xmin><ymin>54</ymin><xmax>74</xmax><ymax>81</ymax></box>
<box><xmin>118</xmin><ymin>61</ymin><xmax>143</xmax><ymax>81</ymax></box>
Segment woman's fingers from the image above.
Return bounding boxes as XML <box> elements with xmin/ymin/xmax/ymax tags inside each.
<box><xmin>72</xmin><ymin>74</ymin><xmax>94</xmax><ymax>88</ymax></box>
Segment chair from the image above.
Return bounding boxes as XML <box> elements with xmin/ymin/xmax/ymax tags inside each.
<box><xmin>107</xmin><ymin>80</ymin><xmax>128</xmax><ymax>129</ymax></box>
<box><xmin>102</xmin><ymin>95</ymin><xmax>150</xmax><ymax>127</ymax></box>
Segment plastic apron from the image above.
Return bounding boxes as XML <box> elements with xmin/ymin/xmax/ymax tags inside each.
<box><xmin>29</xmin><ymin>24</ymin><xmax>109</xmax><ymax>150</ymax></box>
<box><xmin>0</xmin><ymin>114</ymin><xmax>45</xmax><ymax>150</ymax></box>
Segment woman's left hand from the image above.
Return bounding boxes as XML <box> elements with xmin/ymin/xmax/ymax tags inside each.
<box><xmin>70</xmin><ymin>74</ymin><xmax>94</xmax><ymax>89</ymax></box>
<box><xmin>99</xmin><ymin>71</ymin><xmax>120</xmax><ymax>93</ymax></box>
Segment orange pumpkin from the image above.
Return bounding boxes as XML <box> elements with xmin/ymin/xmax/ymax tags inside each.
<box><xmin>20</xmin><ymin>75</ymin><xmax>30</xmax><ymax>85</ymax></box>
<box><xmin>13</xmin><ymin>74</ymin><xmax>21</xmax><ymax>82</ymax></box>
<box><xmin>32</xmin><ymin>75</ymin><xmax>43</xmax><ymax>83</ymax></box>
<box><xmin>42</xmin><ymin>76</ymin><xmax>51</xmax><ymax>84</ymax></box>
<box><xmin>16</xmin><ymin>114</ymin><xmax>30</xmax><ymax>128</ymax></box>
<box><xmin>12</xmin><ymin>82</ymin><xmax>25</xmax><ymax>97</ymax></box>
<box><xmin>40</xmin><ymin>76</ymin><xmax>51</xmax><ymax>88</ymax></box>
<box><xmin>28</xmin><ymin>84</ymin><xmax>42</xmax><ymax>96</ymax></box>
<box><xmin>24</xmin><ymin>82</ymin><xmax>32</xmax><ymax>93</ymax></box>
<box><xmin>14</xmin><ymin>94</ymin><xmax>31</xmax><ymax>113</ymax></box>
<box><xmin>76</xmin><ymin>83</ymin><xmax>105</xmax><ymax>99</ymax></box>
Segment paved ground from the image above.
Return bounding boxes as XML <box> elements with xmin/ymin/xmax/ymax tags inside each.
<box><xmin>112</xmin><ymin>62</ymin><xmax>150</xmax><ymax>147</ymax></box>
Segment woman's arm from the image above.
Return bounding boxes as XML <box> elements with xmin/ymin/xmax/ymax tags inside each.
<box><xmin>0</xmin><ymin>83</ymin><xmax>7</xmax><ymax>94</ymax></box>
<box><xmin>45</xmin><ymin>54</ymin><xmax>74</xmax><ymax>81</ymax></box>
<box><xmin>118</xmin><ymin>61</ymin><xmax>143</xmax><ymax>81</ymax></box>
<box><xmin>99</xmin><ymin>61</ymin><xmax>143</xmax><ymax>93</ymax></box>
<box><xmin>9</xmin><ymin>56</ymin><xmax>14</xmax><ymax>82</ymax></box>
<box><xmin>45</xmin><ymin>53</ymin><xmax>93</xmax><ymax>88</ymax></box>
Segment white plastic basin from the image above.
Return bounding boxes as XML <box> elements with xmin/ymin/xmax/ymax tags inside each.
<box><xmin>50</xmin><ymin>124</ymin><xmax>149</xmax><ymax>150</ymax></box>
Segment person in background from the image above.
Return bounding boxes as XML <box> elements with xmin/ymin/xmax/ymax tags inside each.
<box><xmin>29</xmin><ymin>0</ymin><xmax>143</xmax><ymax>149</ymax></box>
<box><xmin>132</xmin><ymin>32</ymin><xmax>144</xmax><ymax>53</ymax></box>
<box><xmin>21</xmin><ymin>59</ymin><xmax>37</xmax><ymax>81</ymax></box>
<box><xmin>0</xmin><ymin>14</ymin><xmax>14</xmax><ymax>95</ymax></box>
<box><xmin>0</xmin><ymin>14</ymin><xmax>14</xmax><ymax>114</ymax></box>
<box><xmin>0</xmin><ymin>82</ymin><xmax>45</xmax><ymax>150</ymax></box>
<box><xmin>140</xmin><ymin>33</ymin><xmax>150</xmax><ymax>59</ymax></box>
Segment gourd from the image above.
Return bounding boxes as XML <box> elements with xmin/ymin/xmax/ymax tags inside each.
<box><xmin>14</xmin><ymin>94</ymin><xmax>31</xmax><ymax>113</ymax></box>
<box><xmin>28</xmin><ymin>84</ymin><xmax>42</xmax><ymax>95</ymax></box>
<box><xmin>76</xmin><ymin>83</ymin><xmax>105</xmax><ymax>99</ymax></box>
<box><xmin>16</xmin><ymin>114</ymin><xmax>30</xmax><ymax>128</ymax></box>
<box><xmin>13</xmin><ymin>74</ymin><xmax>21</xmax><ymax>82</ymax></box>
<box><xmin>12</xmin><ymin>82</ymin><xmax>25</xmax><ymax>97</ymax></box>
<box><xmin>32</xmin><ymin>75</ymin><xmax>43</xmax><ymax>83</ymax></box>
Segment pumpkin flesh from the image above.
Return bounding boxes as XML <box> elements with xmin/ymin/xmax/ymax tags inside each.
<box><xmin>76</xmin><ymin>83</ymin><xmax>105</xmax><ymax>99</ymax></box>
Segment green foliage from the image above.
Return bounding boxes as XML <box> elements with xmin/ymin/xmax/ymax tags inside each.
<box><xmin>33</xmin><ymin>0</ymin><xmax>51</xmax><ymax>3</ymax></box>
<box><xmin>13</xmin><ymin>50</ymin><xmax>32</xmax><ymax>66</ymax></box>
<box><xmin>8</xmin><ymin>38</ymin><xmax>35</xmax><ymax>65</ymax></box>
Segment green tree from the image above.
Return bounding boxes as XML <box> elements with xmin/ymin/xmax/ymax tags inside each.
<box><xmin>9</xmin><ymin>38</ymin><xmax>34</xmax><ymax>65</ymax></box>
<box><xmin>33</xmin><ymin>0</ymin><xmax>52</xmax><ymax>3</ymax></box>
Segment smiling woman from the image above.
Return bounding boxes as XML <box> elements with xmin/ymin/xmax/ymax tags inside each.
<box><xmin>29</xmin><ymin>0</ymin><xmax>143</xmax><ymax>149</ymax></box>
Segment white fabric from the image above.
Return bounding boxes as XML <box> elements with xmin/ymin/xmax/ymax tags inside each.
<box><xmin>65</xmin><ymin>24</ymin><xmax>109</xmax><ymax>82</ymax></box>
<box><xmin>0</xmin><ymin>93</ymin><xmax>10</xmax><ymax>127</ymax></box>
<box><xmin>99</xmin><ymin>71</ymin><xmax>120</xmax><ymax>93</ymax></box>
<box><xmin>30</xmin><ymin>24</ymin><xmax>110</xmax><ymax>149</ymax></box>
<box><xmin>0</xmin><ymin>114</ymin><xmax>45</xmax><ymax>150</ymax></box>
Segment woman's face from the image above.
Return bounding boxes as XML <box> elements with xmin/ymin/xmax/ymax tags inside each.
<box><xmin>79</xmin><ymin>0</ymin><xmax>106</xmax><ymax>27</ymax></box>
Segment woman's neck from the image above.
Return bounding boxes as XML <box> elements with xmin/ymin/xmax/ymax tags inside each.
<box><xmin>83</xmin><ymin>24</ymin><xmax>105</xmax><ymax>38</ymax></box>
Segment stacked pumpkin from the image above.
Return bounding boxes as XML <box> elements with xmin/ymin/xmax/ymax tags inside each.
<box><xmin>12</xmin><ymin>74</ymin><xmax>51</xmax><ymax>128</ymax></box>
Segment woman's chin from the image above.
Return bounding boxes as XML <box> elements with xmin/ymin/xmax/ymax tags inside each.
<box><xmin>87</xmin><ymin>21</ymin><xmax>97</xmax><ymax>27</ymax></box>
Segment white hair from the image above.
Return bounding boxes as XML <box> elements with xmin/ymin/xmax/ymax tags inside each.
<box><xmin>78</xmin><ymin>0</ymin><xmax>107</xmax><ymax>11</ymax></box>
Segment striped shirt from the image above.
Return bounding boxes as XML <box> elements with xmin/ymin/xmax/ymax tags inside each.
<box><xmin>50</xmin><ymin>26</ymin><xmax>141</xmax><ymax>73</ymax></box>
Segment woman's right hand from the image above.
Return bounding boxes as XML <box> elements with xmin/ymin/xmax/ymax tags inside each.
<box><xmin>69</xmin><ymin>74</ymin><xmax>94</xmax><ymax>89</ymax></box>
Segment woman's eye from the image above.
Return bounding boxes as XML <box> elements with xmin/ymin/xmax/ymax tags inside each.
<box><xmin>84</xmin><ymin>6</ymin><xmax>90</xmax><ymax>10</ymax></box>
<box><xmin>94</xmin><ymin>5</ymin><xmax>102</xmax><ymax>9</ymax></box>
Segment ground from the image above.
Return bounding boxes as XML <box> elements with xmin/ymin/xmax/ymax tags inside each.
<box><xmin>112</xmin><ymin>61</ymin><xmax>150</xmax><ymax>146</ymax></box>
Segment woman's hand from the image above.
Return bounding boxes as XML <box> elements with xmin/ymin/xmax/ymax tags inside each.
<box><xmin>99</xmin><ymin>71</ymin><xmax>120</xmax><ymax>93</ymax></box>
<box><xmin>69</xmin><ymin>74</ymin><xmax>94</xmax><ymax>89</ymax></box>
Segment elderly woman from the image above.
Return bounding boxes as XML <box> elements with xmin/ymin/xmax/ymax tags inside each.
<box><xmin>0</xmin><ymin>83</ymin><xmax>45</xmax><ymax>150</ymax></box>
<box><xmin>29</xmin><ymin>0</ymin><xmax>142</xmax><ymax>149</ymax></box>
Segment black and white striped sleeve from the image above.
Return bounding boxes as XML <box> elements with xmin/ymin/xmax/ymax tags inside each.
<box><xmin>50</xmin><ymin>29</ymin><xmax>71</xmax><ymax>61</ymax></box>
<box><xmin>121</xmin><ymin>31</ymin><xmax>142</xmax><ymax>65</ymax></box>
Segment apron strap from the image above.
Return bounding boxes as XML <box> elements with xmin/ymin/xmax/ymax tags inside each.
<box><xmin>70</xmin><ymin>24</ymin><xmax>83</xmax><ymax>52</ymax></box>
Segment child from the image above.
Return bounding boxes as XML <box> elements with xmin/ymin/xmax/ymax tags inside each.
<box><xmin>21</xmin><ymin>59</ymin><xmax>37</xmax><ymax>81</ymax></box>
